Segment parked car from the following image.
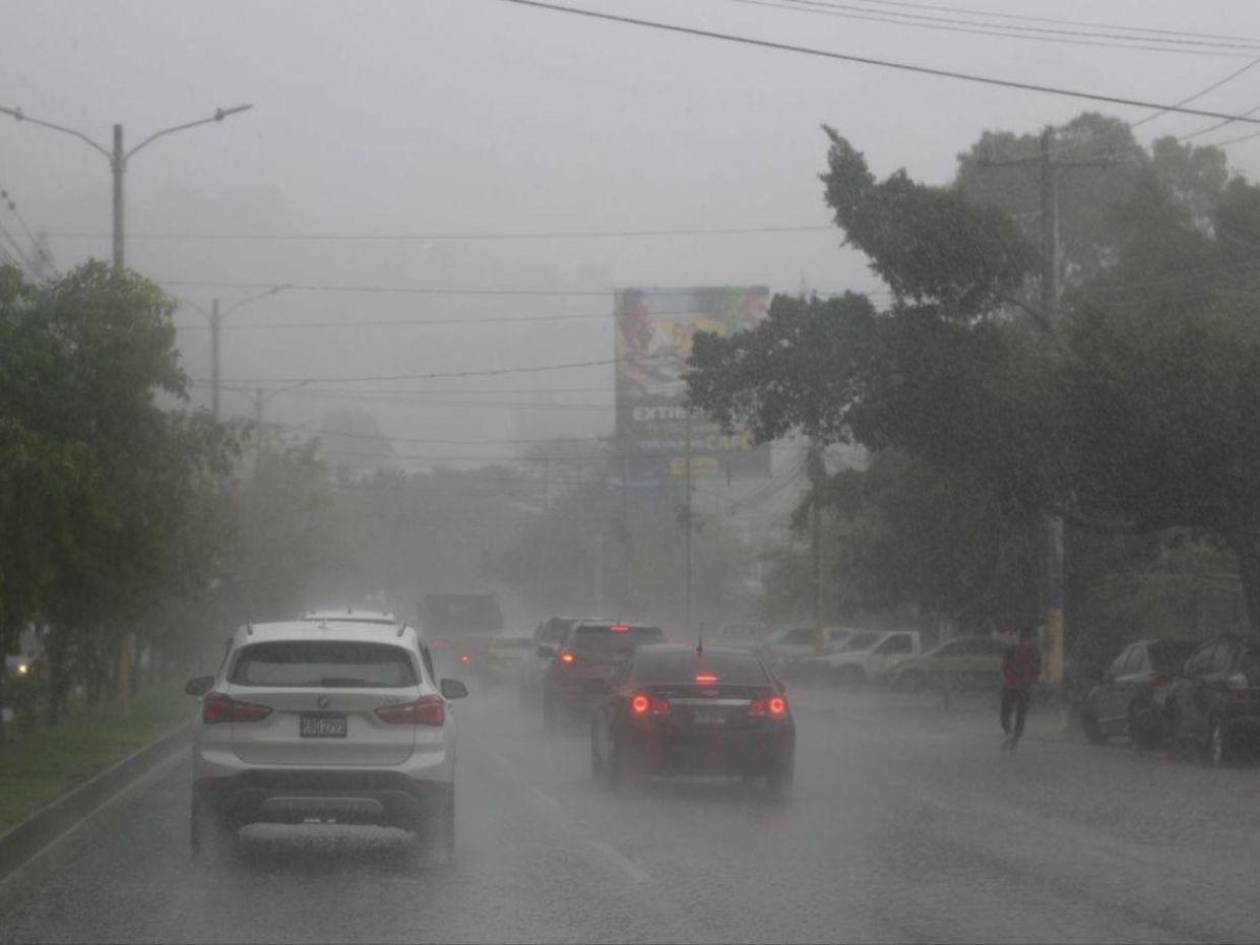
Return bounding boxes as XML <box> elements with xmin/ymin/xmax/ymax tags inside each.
<box><xmin>1165</xmin><ymin>635</ymin><xmax>1260</xmax><ymax>765</ymax></box>
<box><xmin>888</xmin><ymin>636</ymin><xmax>1008</xmax><ymax>692</ymax></box>
<box><xmin>185</xmin><ymin>620</ymin><xmax>467</xmax><ymax>867</ymax></box>
<box><xmin>1082</xmin><ymin>638</ymin><xmax>1198</xmax><ymax>748</ymax></box>
<box><xmin>715</xmin><ymin>622</ymin><xmax>771</xmax><ymax>650</ymax></box>
<box><xmin>542</xmin><ymin>621</ymin><xmax>665</xmax><ymax>730</ymax></box>
<box><xmin>797</xmin><ymin>630</ymin><xmax>922</xmax><ymax>684</ymax></box>
<box><xmin>590</xmin><ymin>644</ymin><xmax>794</xmax><ymax>793</ymax></box>
<box><xmin>760</xmin><ymin>626</ymin><xmax>855</xmax><ymax>675</ymax></box>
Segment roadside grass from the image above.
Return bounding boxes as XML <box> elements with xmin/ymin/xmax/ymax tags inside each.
<box><xmin>0</xmin><ymin>680</ymin><xmax>192</xmax><ymax>835</ymax></box>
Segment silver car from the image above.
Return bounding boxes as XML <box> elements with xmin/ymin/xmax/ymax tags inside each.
<box><xmin>185</xmin><ymin>620</ymin><xmax>466</xmax><ymax>866</ymax></box>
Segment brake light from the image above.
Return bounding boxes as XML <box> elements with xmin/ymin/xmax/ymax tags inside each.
<box><xmin>610</xmin><ymin>624</ymin><xmax>630</xmax><ymax>633</ymax></box>
<box><xmin>630</xmin><ymin>691</ymin><xmax>670</xmax><ymax>716</ymax></box>
<box><xmin>749</xmin><ymin>695</ymin><xmax>789</xmax><ymax>719</ymax></box>
<box><xmin>201</xmin><ymin>691</ymin><xmax>273</xmax><ymax>725</ymax></box>
<box><xmin>459</xmin><ymin>652</ymin><xmax>471</xmax><ymax>664</ymax></box>
<box><xmin>560</xmin><ymin>651</ymin><xmax>575</xmax><ymax>665</ymax></box>
<box><xmin>376</xmin><ymin>694</ymin><xmax>445</xmax><ymax>725</ymax></box>
<box><xmin>695</xmin><ymin>674</ymin><xmax>718</xmax><ymax>685</ymax></box>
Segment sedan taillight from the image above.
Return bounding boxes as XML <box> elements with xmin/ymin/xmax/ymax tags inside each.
<box><xmin>375</xmin><ymin>694</ymin><xmax>445</xmax><ymax>725</ymax></box>
<box><xmin>202</xmin><ymin>691</ymin><xmax>272</xmax><ymax>724</ymax></box>
<box><xmin>749</xmin><ymin>695</ymin><xmax>789</xmax><ymax>720</ymax></box>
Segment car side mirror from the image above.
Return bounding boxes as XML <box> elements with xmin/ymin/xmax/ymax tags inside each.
<box><xmin>441</xmin><ymin>678</ymin><xmax>469</xmax><ymax>700</ymax></box>
<box><xmin>537</xmin><ymin>644</ymin><xmax>556</xmax><ymax>659</ymax></box>
<box><xmin>185</xmin><ymin>675</ymin><xmax>214</xmax><ymax>697</ymax></box>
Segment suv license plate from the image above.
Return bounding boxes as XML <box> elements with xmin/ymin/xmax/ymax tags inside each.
<box><xmin>693</xmin><ymin>708</ymin><xmax>726</xmax><ymax>725</ymax></box>
<box><xmin>300</xmin><ymin>714</ymin><xmax>347</xmax><ymax>738</ymax></box>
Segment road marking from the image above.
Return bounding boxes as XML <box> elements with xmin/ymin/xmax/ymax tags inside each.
<box><xmin>476</xmin><ymin>743</ymin><xmax>647</xmax><ymax>884</ymax></box>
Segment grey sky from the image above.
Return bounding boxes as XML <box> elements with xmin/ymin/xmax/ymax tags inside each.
<box><xmin>6</xmin><ymin>0</ymin><xmax>1260</xmax><ymax>457</ymax></box>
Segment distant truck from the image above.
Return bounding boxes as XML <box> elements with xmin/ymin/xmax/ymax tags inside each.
<box><xmin>418</xmin><ymin>594</ymin><xmax>504</xmax><ymax>674</ymax></box>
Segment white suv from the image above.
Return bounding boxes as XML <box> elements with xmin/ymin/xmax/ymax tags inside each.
<box><xmin>185</xmin><ymin>620</ymin><xmax>466</xmax><ymax>865</ymax></box>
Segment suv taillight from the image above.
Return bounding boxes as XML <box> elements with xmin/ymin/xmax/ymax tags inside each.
<box><xmin>202</xmin><ymin>691</ymin><xmax>273</xmax><ymax>724</ymax></box>
<box><xmin>375</xmin><ymin>694</ymin><xmax>445</xmax><ymax>725</ymax></box>
<box><xmin>559</xmin><ymin>650</ymin><xmax>576</xmax><ymax>665</ymax></box>
<box><xmin>749</xmin><ymin>695</ymin><xmax>789</xmax><ymax>720</ymax></box>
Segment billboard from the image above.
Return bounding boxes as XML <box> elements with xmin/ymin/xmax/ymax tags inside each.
<box><xmin>614</xmin><ymin>286</ymin><xmax>771</xmax><ymax>483</ymax></box>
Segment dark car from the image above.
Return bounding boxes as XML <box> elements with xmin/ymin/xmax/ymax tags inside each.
<box><xmin>1082</xmin><ymin>638</ymin><xmax>1198</xmax><ymax>748</ymax></box>
<box><xmin>1166</xmin><ymin>635</ymin><xmax>1260</xmax><ymax>766</ymax></box>
<box><xmin>541</xmin><ymin>621</ymin><xmax>665</xmax><ymax>729</ymax></box>
<box><xmin>590</xmin><ymin>644</ymin><xmax>794</xmax><ymax>793</ymax></box>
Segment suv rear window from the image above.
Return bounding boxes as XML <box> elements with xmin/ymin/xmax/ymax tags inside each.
<box><xmin>634</xmin><ymin>649</ymin><xmax>770</xmax><ymax>685</ymax></box>
<box><xmin>536</xmin><ymin>618</ymin><xmax>575</xmax><ymax>644</ymax></box>
<box><xmin>230</xmin><ymin>641</ymin><xmax>417</xmax><ymax>688</ymax></box>
<box><xmin>572</xmin><ymin>624</ymin><xmax>664</xmax><ymax>656</ymax></box>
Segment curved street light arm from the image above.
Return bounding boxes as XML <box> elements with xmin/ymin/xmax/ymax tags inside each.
<box><xmin>126</xmin><ymin>104</ymin><xmax>252</xmax><ymax>160</ymax></box>
<box><xmin>0</xmin><ymin>104</ymin><xmax>112</xmax><ymax>161</ymax></box>
<box><xmin>223</xmin><ymin>282</ymin><xmax>290</xmax><ymax>317</ymax></box>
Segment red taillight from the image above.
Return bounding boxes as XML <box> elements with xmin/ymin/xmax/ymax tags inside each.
<box><xmin>630</xmin><ymin>692</ymin><xmax>670</xmax><ymax>716</ymax></box>
<box><xmin>202</xmin><ymin>691</ymin><xmax>273</xmax><ymax>725</ymax></box>
<box><xmin>375</xmin><ymin>694</ymin><xmax>445</xmax><ymax>725</ymax></box>
<box><xmin>610</xmin><ymin>624</ymin><xmax>630</xmax><ymax>633</ymax></box>
<box><xmin>560</xmin><ymin>650</ymin><xmax>575</xmax><ymax>665</ymax></box>
<box><xmin>750</xmin><ymin>695</ymin><xmax>789</xmax><ymax>720</ymax></box>
<box><xmin>459</xmin><ymin>653</ymin><xmax>471</xmax><ymax>664</ymax></box>
<box><xmin>695</xmin><ymin>674</ymin><xmax>718</xmax><ymax>685</ymax></box>
<box><xmin>432</xmin><ymin>639</ymin><xmax>449</xmax><ymax>649</ymax></box>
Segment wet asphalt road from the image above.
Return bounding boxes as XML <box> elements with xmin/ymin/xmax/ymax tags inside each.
<box><xmin>3</xmin><ymin>685</ymin><xmax>1260</xmax><ymax>944</ymax></box>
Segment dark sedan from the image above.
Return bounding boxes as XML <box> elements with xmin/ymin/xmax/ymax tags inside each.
<box><xmin>590</xmin><ymin>644</ymin><xmax>795</xmax><ymax>794</ymax></box>
<box><xmin>1082</xmin><ymin>638</ymin><xmax>1197</xmax><ymax>749</ymax></box>
<box><xmin>1167</xmin><ymin>635</ymin><xmax>1260</xmax><ymax>766</ymax></box>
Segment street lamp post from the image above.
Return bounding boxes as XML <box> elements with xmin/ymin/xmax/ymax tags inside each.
<box><xmin>179</xmin><ymin>285</ymin><xmax>288</xmax><ymax>421</ymax></box>
<box><xmin>1</xmin><ymin>103</ymin><xmax>252</xmax><ymax>274</ymax></box>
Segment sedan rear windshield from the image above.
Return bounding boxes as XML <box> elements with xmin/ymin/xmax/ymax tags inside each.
<box><xmin>572</xmin><ymin>624</ymin><xmax>664</xmax><ymax>656</ymax></box>
<box><xmin>230</xmin><ymin>641</ymin><xmax>417</xmax><ymax>688</ymax></box>
<box><xmin>634</xmin><ymin>650</ymin><xmax>770</xmax><ymax>686</ymax></box>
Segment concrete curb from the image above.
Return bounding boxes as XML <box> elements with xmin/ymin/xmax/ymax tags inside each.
<box><xmin>0</xmin><ymin>719</ymin><xmax>192</xmax><ymax>882</ymax></box>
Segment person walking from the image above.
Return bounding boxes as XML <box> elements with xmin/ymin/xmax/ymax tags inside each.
<box><xmin>1001</xmin><ymin>625</ymin><xmax>1042</xmax><ymax>750</ymax></box>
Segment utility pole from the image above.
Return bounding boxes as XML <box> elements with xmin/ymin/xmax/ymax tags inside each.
<box><xmin>111</xmin><ymin>124</ymin><xmax>125</xmax><ymax>272</ymax></box>
<box><xmin>621</xmin><ymin>448</ymin><xmax>631</xmax><ymax>612</ymax></box>
<box><xmin>683</xmin><ymin>410</ymin><xmax>694</xmax><ymax>636</ymax></box>
<box><xmin>1039</xmin><ymin>127</ymin><xmax>1066</xmax><ymax>690</ymax></box>
<box><xmin>805</xmin><ymin>441</ymin><xmax>827</xmax><ymax>655</ymax></box>
<box><xmin>976</xmin><ymin>126</ymin><xmax>1115</xmax><ymax>694</ymax></box>
<box><xmin>210</xmin><ymin>299</ymin><xmax>222</xmax><ymax>421</ymax></box>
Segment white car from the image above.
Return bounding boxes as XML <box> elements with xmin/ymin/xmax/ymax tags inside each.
<box><xmin>797</xmin><ymin>629</ymin><xmax>922</xmax><ymax>684</ymax></box>
<box><xmin>185</xmin><ymin>620</ymin><xmax>466</xmax><ymax>866</ymax></box>
<box><xmin>761</xmin><ymin>626</ymin><xmax>857</xmax><ymax>674</ymax></box>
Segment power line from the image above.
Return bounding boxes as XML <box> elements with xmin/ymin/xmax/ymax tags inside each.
<box><xmin>172</xmin><ymin>311</ymin><xmax>617</xmax><ymax>331</ymax></box>
<box><xmin>833</xmin><ymin>0</ymin><xmax>1260</xmax><ymax>48</ymax></box>
<box><xmin>727</xmin><ymin>0</ymin><xmax>1256</xmax><ymax>58</ymax></box>
<box><xmin>274</xmin><ymin>421</ymin><xmax>613</xmax><ymax>447</ymax></box>
<box><xmin>1130</xmin><ymin>57</ymin><xmax>1260</xmax><ymax>128</ymax></box>
<box><xmin>0</xmin><ymin>184</ymin><xmax>55</xmax><ymax>274</ymax></box>
<box><xmin>203</xmin><ymin>357</ymin><xmax>618</xmax><ymax>386</ymax></box>
<box><xmin>46</xmin><ymin>222</ymin><xmax>836</xmax><ymax>243</ymax></box>
<box><xmin>160</xmin><ymin>278</ymin><xmax>614</xmax><ymax>297</ymax></box>
<box><xmin>494</xmin><ymin>0</ymin><xmax>1260</xmax><ymax>124</ymax></box>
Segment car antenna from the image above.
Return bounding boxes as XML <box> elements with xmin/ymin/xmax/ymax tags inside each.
<box><xmin>396</xmin><ymin>622</ymin><xmax>407</xmax><ymax>638</ymax></box>
<box><xmin>696</xmin><ymin>633</ymin><xmax>703</xmax><ymax>657</ymax></box>
<box><xmin>245</xmin><ymin>621</ymin><xmax>254</xmax><ymax>636</ymax></box>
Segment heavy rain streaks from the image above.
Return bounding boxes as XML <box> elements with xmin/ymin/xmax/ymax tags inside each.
<box><xmin>6</xmin><ymin>1</ymin><xmax>1260</xmax><ymax>943</ymax></box>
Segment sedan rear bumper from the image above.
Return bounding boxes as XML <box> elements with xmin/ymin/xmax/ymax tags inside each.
<box><xmin>621</xmin><ymin>725</ymin><xmax>794</xmax><ymax>776</ymax></box>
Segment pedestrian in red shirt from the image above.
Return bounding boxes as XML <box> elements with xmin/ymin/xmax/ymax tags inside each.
<box><xmin>1001</xmin><ymin>626</ymin><xmax>1042</xmax><ymax>751</ymax></box>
